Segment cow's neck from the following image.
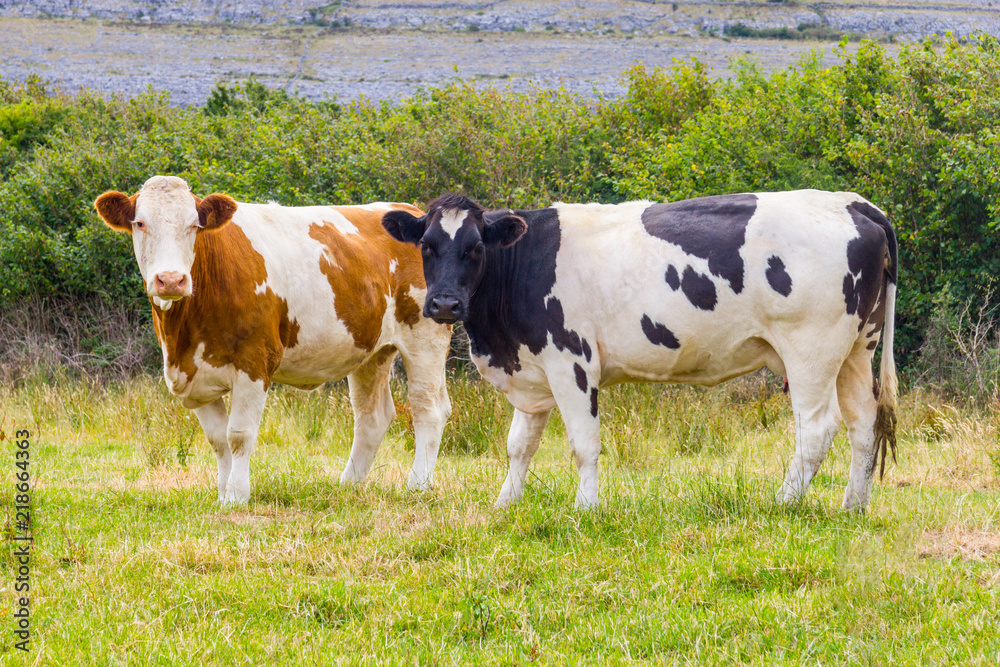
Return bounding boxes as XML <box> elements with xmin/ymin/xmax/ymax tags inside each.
<box><xmin>464</xmin><ymin>250</ymin><xmax>513</xmax><ymax>371</ymax></box>
<box><xmin>147</xmin><ymin>226</ymin><xmax>240</xmax><ymax>359</ymax></box>
<box><xmin>464</xmin><ymin>209</ymin><xmax>561</xmax><ymax>373</ymax></box>
<box><xmin>150</xmin><ymin>296</ymin><xmax>192</xmax><ymax>350</ymax></box>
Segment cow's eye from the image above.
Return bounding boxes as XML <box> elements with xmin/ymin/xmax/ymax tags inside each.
<box><xmin>134</xmin><ymin>220</ymin><xmax>146</xmax><ymax>231</ymax></box>
<box><xmin>471</xmin><ymin>243</ymin><xmax>484</xmax><ymax>258</ymax></box>
<box><xmin>421</xmin><ymin>243</ymin><xmax>433</xmax><ymax>257</ymax></box>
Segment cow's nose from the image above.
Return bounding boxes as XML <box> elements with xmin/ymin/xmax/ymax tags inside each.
<box><xmin>154</xmin><ymin>272</ymin><xmax>189</xmax><ymax>298</ymax></box>
<box><xmin>427</xmin><ymin>296</ymin><xmax>460</xmax><ymax>323</ymax></box>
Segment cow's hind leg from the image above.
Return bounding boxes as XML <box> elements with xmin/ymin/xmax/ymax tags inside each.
<box><xmin>193</xmin><ymin>398</ymin><xmax>231</xmax><ymax>503</ymax></box>
<box><xmin>225</xmin><ymin>373</ymin><xmax>268</xmax><ymax>505</ymax></box>
<box><xmin>399</xmin><ymin>337</ymin><xmax>451</xmax><ymax>492</ymax></box>
<box><xmin>340</xmin><ymin>349</ymin><xmax>397</xmax><ymax>486</ymax></box>
<box><xmin>496</xmin><ymin>408</ymin><xmax>551</xmax><ymax>507</ymax></box>
<box><xmin>838</xmin><ymin>348</ymin><xmax>880</xmax><ymax>511</ymax></box>
<box><xmin>778</xmin><ymin>361</ymin><xmax>843</xmax><ymax>504</ymax></box>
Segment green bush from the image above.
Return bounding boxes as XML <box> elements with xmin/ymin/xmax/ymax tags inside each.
<box><xmin>0</xmin><ymin>76</ymin><xmax>72</xmax><ymax>175</ymax></box>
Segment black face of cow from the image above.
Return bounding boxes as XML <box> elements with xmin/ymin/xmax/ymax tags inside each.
<box><xmin>420</xmin><ymin>218</ymin><xmax>485</xmax><ymax>323</ymax></box>
<box><xmin>382</xmin><ymin>195</ymin><xmax>527</xmax><ymax>324</ymax></box>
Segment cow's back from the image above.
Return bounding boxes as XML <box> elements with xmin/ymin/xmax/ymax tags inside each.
<box><xmin>486</xmin><ymin>191</ymin><xmax>891</xmax><ymax>389</ymax></box>
<box><xmin>235</xmin><ymin>202</ymin><xmax>428</xmax><ymax>386</ymax></box>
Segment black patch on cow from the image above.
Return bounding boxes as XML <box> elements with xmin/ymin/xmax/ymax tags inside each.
<box><xmin>680</xmin><ymin>266</ymin><xmax>717</xmax><ymax>311</ymax></box>
<box><xmin>765</xmin><ymin>255</ymin><xmax>792</xmax><ymax>297</ymax></box>
<box><xmin>848</xmin><ymin>202</ymin><xmax>897</xmax><ymax>285</ymax></box>
<box><xmin>641</xmin><ymin>194</ymin><xmax>757</xmax><ymax>294</ymax></box>
<box><xmin>546</xmin><ymin>297</ymin><xmax>587</xmax><ymax>357</ymax></box>
<box><xmin>641</xmin><ymin>314</ymin><xmax>680</xmax><ymax>349</ymax></box>
<box><xmin>664</xmin><ymin>264</ymin><xmax>680</xmax><ymax>291</ymax></box>
<box><xmin>843</xmin><ymin>202</ymin><xmax>896</xmax><ymax>332</ymax></box>
<box><xmin>464</xmin><ymin>207</ymin><xmax>590</xmax><ymax>375</ymax></box>
<box><xmin>574</xmin><ymin>363</ymin><xmax>587</xmax><ymax>393</ymax></box>
<box><xmin>590</xmin><ymin>388</ymin><xmax>598</xmax><ymax>417</ymax></box>
<box><xmin>866</xmin><ymin>340</ymin><xmax>878</xmax><ymax>350</ymax></box>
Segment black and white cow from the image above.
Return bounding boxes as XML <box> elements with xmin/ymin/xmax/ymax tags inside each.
<box><xmin>383</xmin><ymin>191</ymin><xmax>898</xmax><ymax>511</ymax></box>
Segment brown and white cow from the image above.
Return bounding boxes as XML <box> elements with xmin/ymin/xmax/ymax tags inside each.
<box><xmin>384</xmin><ymin>191</ymin><xmax>898</xmax><ymax>511</ymax></box>
<box><xmin>96</xmin><ymin>175</ymin><xmax>453</xmax><ymax>504</ymax></box>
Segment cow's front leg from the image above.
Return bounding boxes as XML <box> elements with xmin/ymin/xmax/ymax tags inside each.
<box><xmin>550</xmin><ymin>363</ymin><xmax>602</xmax><ymax>510</ymax></box>
<box><xmin>224</xmin><ymin>372</ymin><xmax>268</xmax><ymax>505</ymax></box>
<box><xmin>193</xmin><ymin>398</ymin><xmax>231</xmax><ymax>503</ymax></box>
<box><xmin>496</xmin><ymin>408</ymin><xmax>551</xmax><ymax>507</ymax></box>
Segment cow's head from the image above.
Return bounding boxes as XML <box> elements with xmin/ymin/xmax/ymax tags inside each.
<box><xmin>95</xmin><ymin>175</ymin><xmax>237</xmax><ymax>304</ymax></box>
<box><xmin>383</xmin><ymin>194</ymin><xmax>527</xmax><ymax>323</ymax></box>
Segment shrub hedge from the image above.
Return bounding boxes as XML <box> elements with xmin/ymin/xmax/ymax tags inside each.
<box><xmin>2</xmin><ymin>36</ymin><xmax>999</xmax><ymax>375</ymax></box>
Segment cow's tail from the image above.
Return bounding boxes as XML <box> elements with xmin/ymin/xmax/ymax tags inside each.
<box><xmin>871</xmin><ymin>203</ymin><xmax>899</xmax><ymax>480</ymax></box>
<box><xmin>875</xmin><ymin>281</ymin><xmax>898</xmax><ymax>479</ymax></box>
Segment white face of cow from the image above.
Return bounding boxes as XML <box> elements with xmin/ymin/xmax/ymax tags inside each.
<box><xmin>95</xmin><ymin>175</ymin><xmax>237</xmax><ymax>305</ymax></box>
<box><xmin>131</xmin><ymin>179</ymin><xmax>202</xmax><ymax>299</ymax></box>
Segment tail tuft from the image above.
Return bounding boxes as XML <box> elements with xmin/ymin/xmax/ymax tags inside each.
<box><xmin>874</xmin><ymin>400</ymin><xmax>897</xmax><ymax>479</ymax></box>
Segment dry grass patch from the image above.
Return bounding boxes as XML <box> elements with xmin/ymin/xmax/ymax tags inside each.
<box><xmin>894</xmin><ymin>395</ymin><xmax>1000</xmax><ymax>490</ymax></box>
<box><xmin>213</xmin><ymin>506</ymin><xmax>307</xmax><ymax>526</ymax></box>
<box><xmin>918</xmin><ymin>528</ymin><xmax>1000</xmax><ymax>561</ymax></box>
<box><xmin>129</xmin><ymin>465</ymin><xmax>212</xmax><ymax>492</ymax></box>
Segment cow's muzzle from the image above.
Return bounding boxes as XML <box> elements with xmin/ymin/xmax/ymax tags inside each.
<box><xmin>152</xmin><ymin>271</ymin><xmax>191</xmax><ymax>299</ymax></box>
<box><xmin>425</xmin><ymin>295</ymin><xmax>463</xmax><ymax>324</ymax></box>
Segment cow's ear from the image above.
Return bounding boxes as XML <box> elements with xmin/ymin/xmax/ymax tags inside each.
<box><xmin>482</xmin><ymin>212</ymin><xmax>527</xmax><ymax>248</ymax></box>
<box><xmin>197</xmin><ymin>193</ymin><xmax>237</xmax><ymax>231</ymax></box>
<box><xmin>383</xmin><ymin>209</ymin><xmax>427</xmax><ymax>245</ymax></box>
<box><xmin>95</xmin><ymin>191</ymin><xmax>137</xmax><ymax>234</ymax></box>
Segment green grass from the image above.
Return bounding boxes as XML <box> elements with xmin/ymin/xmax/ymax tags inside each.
<box><xmin>1</xmin><ymin>374</ymin><xmax>999</xmax><ymax>664</ymax></box>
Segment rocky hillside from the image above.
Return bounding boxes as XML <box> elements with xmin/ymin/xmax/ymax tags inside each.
<box><xmin>1</xmin><ymin>0</ymin><xmax>997</xmax><ymax>40</ymax></box>
<box><xmin>2</xmin><ymin>1</ymin><xmax>996</xmax><ymax>105</ymax></box>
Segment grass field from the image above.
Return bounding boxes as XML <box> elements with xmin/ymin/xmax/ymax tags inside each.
<box><xmin>1</xmin><ymin>372</ymin><xmax>999</xmax><ymax>664</ymax></box>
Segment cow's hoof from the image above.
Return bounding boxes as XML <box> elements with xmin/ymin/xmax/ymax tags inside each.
<box><xmin>775</xmin><ymin>483</ymin><xmax>804</xmax><ymax>505</ymax></box>
<box><xmin>220</xmin><ymin>486</ymin><xmax>251</xmax><ymax>506</ymax></box>
<box><xmin>841</xmin><ymin>497</ymin><xmax>869</xmax><ymax>514</ymax></box>
<box><xmin>406</xmin><ymin>473</ymin><xmax>432</xmax><ymax>492</ymax></box>
<box><xmin>494</xmin><ymin>492</ymin><xmax>518</xmax><ymax>509</ymax></box>
<box><xmin>339</xmin><ymin>471</ymin><xmax>363</xmax><ymax>486</ymax></box>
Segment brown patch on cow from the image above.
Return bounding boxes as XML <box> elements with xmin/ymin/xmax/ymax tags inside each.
<box><xmin>152</xmin><ymin>220</ymin><xmax>300</xmax><ymax>388</ymax></box>
<box><xmin>309</xmin><ymin>204</ymin><xmax>427</xmax><ymax>351</ymax></box>
<box><xmin>396</xmin><ymin>290</ymin><xmax>422</xmax><ymax>327</ymax></box>
<box><xmin>309</xmin><ymin>222</ymin><xmax>389</xmax><ymax>351</ymax></box>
